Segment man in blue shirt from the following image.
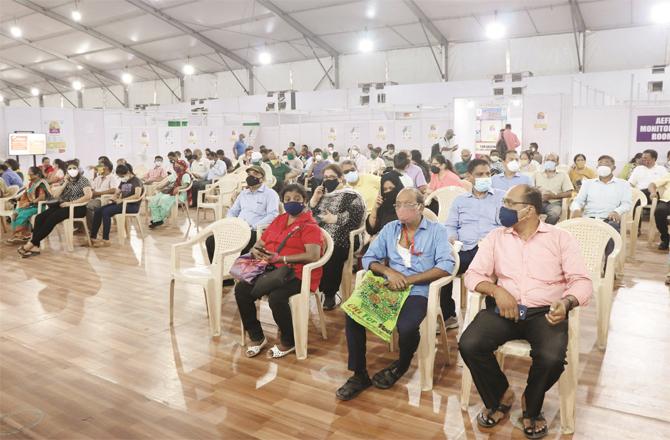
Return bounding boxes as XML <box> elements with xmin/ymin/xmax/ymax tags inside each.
<box><xmin>0</xmin><ymin>162</ymin><xmax>23</xmax><ymax>187</ymax></box>
<box><xmin>336</xmin><ymin>188</ymin><xmax>455</xmax><ymax>401</ymax></box>
<box><xmin>233</xmin><ymin>133</ymin><xmax>247</xmax><ymax>160</ymax></box>
<box><xmin>442</xmin><ymin>159</ymin><xmax>504</xmax><ymax>327</ymax></box>
<box><xmin>205</xmin><ymin>166</ymin><xmax>279</xmax><ymax>261</ymax></box>
<box><xmin>491</xmin><ymin>150</ymin><xmax>531</xmax><ymax>191</ymax></box>
<box><xmin>190</xmin><ymin>150</ymin><xmax>227</xmax><ymax>207</ymax></box>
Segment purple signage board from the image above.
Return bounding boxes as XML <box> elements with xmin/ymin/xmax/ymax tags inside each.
<box><xmin>636</xmin><ymin>115</ymin><xmax>670</xmax><ymax>142</ymax></box>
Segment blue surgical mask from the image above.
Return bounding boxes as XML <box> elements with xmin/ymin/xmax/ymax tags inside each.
<box><xmin>544</xmin><ymin>160</ymin><xmax>557</xmax><ymax>171</ymax></box>
<box><xmin>474</xmin><ymin>177</ymin><xmax>492</xmax><ymax>193</ymax></box>
<box><xmin>283</xmin><ymin>201</ymin><xmax>304</xmax><ymax>216</ymax></box>
<box><xmin>344</xmin><ymin>171</ymin><xmax>359</xmax><ymax>183</ymax></box>
<box><xmin>499</xmin><ymin>205</ymin><xmax>519</xmax><ymax>227</ymax></box>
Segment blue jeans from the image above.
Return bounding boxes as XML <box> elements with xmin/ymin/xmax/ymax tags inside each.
<box><xmin>91</xmin><ymin>203</ymin><xmax>139</xmax><ymax>240</ymax></box>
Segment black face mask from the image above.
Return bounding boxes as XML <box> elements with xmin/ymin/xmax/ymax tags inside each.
<box><xmin>430</xmin><ymin>165</ymin><xmax>441</xmax><ymax>174</ymax></box>
<box><xmin>323</xmin><ymin>179</ymin><xmax>340</xmax><ymax>193</ymax></box>
<box><xmin>246</xmin><ymin>175</ymin><xmax>261</xmax><ymax>186</ymax></box>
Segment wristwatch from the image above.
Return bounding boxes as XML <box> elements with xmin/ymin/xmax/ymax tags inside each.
<box><xmin>563</xmin><ymin>297</ymin><xmax>576</xmax><ymax>312</ymax></box>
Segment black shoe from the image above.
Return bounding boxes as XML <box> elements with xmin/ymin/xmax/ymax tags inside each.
<box><xmin>659</xmin><ymin>241</ymin><xmax>669</xmax><ymax>251</ymax></box>
<box><xmin>335</xmin><ymin>373</ymin><xmax>372</xmax><ymax>401</ymax></box>
<box><xmin>323</xmin><ymin>294</ymin><xmax>336</xmax><ymax>311</ymax></box>
<box><xmin>372</xmin><ymin>360</ymin><xmax>407</xmax><ymax>389</ymax></box>
<box><xmin>149</xmin><ymin>220</ymin><xmax>163</xmax><ymax>229</ymax></box>
<box><xmin>222</xmin><ymin>279</ymin><xmax>235</xmax><ymax>287</ymax></box>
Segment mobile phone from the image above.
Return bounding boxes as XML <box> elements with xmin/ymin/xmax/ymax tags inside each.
<box><xmin>495</xmin><ymin>304</ymin><xmax>528</xmax><ymax>320</ymax></box>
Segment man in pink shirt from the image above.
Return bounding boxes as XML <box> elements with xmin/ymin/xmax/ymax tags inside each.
<box><xmin>459</xmin><ymin>184</ymin><xmax>591</xmax><ymax>439</ymax></box>
<box><xmin>502</xmin><ymin>123</ymin><xmax>521</xmax><ymax>151</ymax></box>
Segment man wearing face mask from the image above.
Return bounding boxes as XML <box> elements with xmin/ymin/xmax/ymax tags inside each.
<box><xmin>189</xmin><ymin>149</ymin><xmax>210</xmax><ymax>181</ymax></box>
<box><xmin>382</xmin><ymin>144</ymin><xmax>396</xmax><ymax>168</ymax></box>
<box><xmin>143</xmin><ymin>155</ymin><xmax>167</xmax><ymax>184</ymax></box>
<box><xmin>454</xmin><ymin>149</ymin><xmax>472</xmax><ymax>178</ymax></box>
<box><xmin>488</xmin><ymin>151</ymin><xmax>505</xmax><ymax>175</ymax></box>
<box><xmin>394</xmin><ymin>151</ymin><xmax>428</xmax><ymax>192</ymax></box>
<box><xmin>86</xmin><ymin>161</ymin><xmax>120</xmax><ymax>230</ymax></box>
<box><xmin>348</xmin><ymin>146</ymin><xmax>369</xmax><ymax>174</ymax></box>
<box><xmin>534</xmin><ymin>153</ymin><xmax>574</xmax><ymax>225</ymax></box>
<box><xmin>368</xmin><ymin>147</ymin><xmax>386</xmax><ymax>175</ymax></box>
<box><xmin>460</xmin><ymin>184</ymin><xmax>591</xmax><ymax>439</ymax></box>
<box><xmin>190</xmin><ymin>149</ymin><xmax>227</xmax><ymax>208</ymax></box>
<box><xmin>441</xmin><ymin>159</ymin><xmax>504</xmax><ymax>328</ymax></box>
<box><xmin>306</xmin><ymin>148</ymin><xmax>331</xmax><ymax>190</ymax></box>
<box><xmin>491</xmin><ymin>150</ymin><xmax>531</xmax><ymax>191</ymax></box>
<box><xmin>336</xmin><ymin>188</ymin><xmax>455</xmax><ymax>401</ymax></box>
<box><xmin>341</xmin><ymin>160</ymin><xmax>380</xmax><ymax>214</ymax></box>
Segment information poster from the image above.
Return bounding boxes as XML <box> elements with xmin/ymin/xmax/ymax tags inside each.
<box><xmin>9</xmin><ymin>133</ymin><xmax>46</xmax><ymax>155</ymax></box>
<box><xmin>44</xmin><ymin>119</ymin><xmax>67</xmax><ymax>153</ymax></box>
<box><xmin>637</xmin><ymin>115</ymin><xmax>670</xmax><ymax>141</ymax></box>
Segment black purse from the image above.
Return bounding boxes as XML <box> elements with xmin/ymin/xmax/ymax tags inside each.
<box><xmin>249</xmin><ymin>226</ymin><xmax>302</xmax><ymax>299</ymax></box>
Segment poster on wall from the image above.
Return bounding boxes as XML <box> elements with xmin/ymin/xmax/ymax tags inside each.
<box><xmin>9</xmin><ymin>133</ymin><xmax>46</xmax><ymax>155</ymax></box>
<box><xmin>480</xmin><ymin>120</ymin><xmax>502</xmax><ymax>142</ymax></box>
<box><xmin>636</xmin><ymin>115</ymin><xmax>670</xmax><ymax>141</ymax></box>
<box><xmin>43</xmin><ymin>120</ymin><xmax>67</xmax><ymax>153</ymax></box>
<box><xmin>533</xmin><ymin>111</ymin><xmax>548</xmax><ymax>131</ymax></box>
<box><xmin>476</xmin><ymin>107</ymin><xmax>506</xmax><ymax>120</ymax></box>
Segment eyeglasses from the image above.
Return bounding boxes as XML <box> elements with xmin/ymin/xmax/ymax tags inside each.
<box><xmin>502</xmin><ymin>198</ymin><xmax>530</xmax><ymax>208</ymax></box>
<box><xmin>394</xmin><ymin>202</ymin><xmax>419</xmax><ymax>209</ymax></box>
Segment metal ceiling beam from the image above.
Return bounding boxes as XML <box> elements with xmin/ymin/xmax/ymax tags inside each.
<box><xmin>124</xmin><ymin>0</ymin><xmax>252</xmax><ymax>70</ymax></box>
<box><xmin>569</xmin><ymin>0</ymin><xmax>587</xmax><ymax>32</ymax></box>
<box><xmin>14</xmin><ymin>0</ymin><xmax>182</xmax><ymax>78</ymax></box>
<box><xmin>0</xmin><ymin>80</ymin><xmax>34</xmax><ymax>106</ymax></box>
<box><xmin>569</xmin><ymin>0</ymin><xmax>586</xmax><ymax>72</ymax></box>
<box><xmin>403</xmin><ymin>0</ymin><xmax>448</xmax><ymax>81</ymax></box>
<box><xmin>0</xmin><ymin>59</ymin><xmax>78</xmax><ymax>106</ymax></box>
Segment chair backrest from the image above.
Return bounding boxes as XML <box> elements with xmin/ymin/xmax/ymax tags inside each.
<box><xmin>208</xmin><ymin>218</ymin><xmax>252</xmax><ymax>275</ymax></box>
<box><xmin>318</xmin><ymin>228</ymin><xmax>335</xmax><ymax>267</ymax></box>
<box><xmin>630</xmin><ymin>187</ymin><xmax>648</xmax><ymax>225</ymax></box>
<box><xmin>422</xmin><ymin>208</ymin><xmax>438</xmax><ymax>222</ymax></box>
<box><xmin>556</xmin><ymin>217</ymin><xmax>622</xmax><ymax>280</ymax></box>
<box><xmin>6</xmin><ymin>185</ymin><xmax>20</xmax><ymax>197</ymax></box>
<box><xmin>556</xmin><ymin>164</ymin><xmax>570</xmax><ymax>174</ymax></box>
<box><xmin>424</xmin><ymin>186</ymin><xmax>467</xmax><ymax>222</ymax></box>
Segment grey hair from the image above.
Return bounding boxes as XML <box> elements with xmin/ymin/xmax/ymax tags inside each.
<box><xmin>398</xmin><ymin>187</ymin><xmax>425</xmax><ymax>205</ymax></box>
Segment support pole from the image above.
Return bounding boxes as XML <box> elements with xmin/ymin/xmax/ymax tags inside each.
<box><xmin>248</xmin><ymin>68</ymin><xmax>255</xmax><ymax>95</ymax></box>
<box><xmin>77</xmin><ymin>90</ymin><xmax>83</xmax><ymax>108</ymax></box>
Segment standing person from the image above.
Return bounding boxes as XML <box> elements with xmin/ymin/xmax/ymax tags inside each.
<box><xmin>459</xmin><ymin>184</ymin><xmax>591</xmax><ymax>439</ymax></box>
<box><xmin>233</xmin><ymin>133</ymin><xmax>247</xmax><ymax>160</ymax></box>
<box><xmin>454</xmin><ymin>149</ymin><xmax>472</xmax><ymax>178</ymax></box>
<box><xmin>309</xmin><ymin>164</ymin><xmax>365</xmax><ymax>310</ymax></box>
<box><xmin>427</xmin><ymin>154</ymin><xmax>463</xmax><ymax>194</ymax></box>
<box><xmin>394</xmin><ymin>151</ymin><xmax>427</xmax><ymax>192</ymax></box>
<box><xmin>491</xmin><ymin>150</ymin><xmax>530</xmax><ymax>191</ymax></box>
<box><xmin>365</xmin><ymin>171</ymin><xmax>404</xmax><ymax>236</ymax></box>
<box><xmin>495</xmin><ymin>129</ymin><xmax>507</xmax><ymax>157</ymax></box>
<box><xmin>190</xmin><ymin>151</ymin><xmax>226</xmax><ymax>208</ymax></box>
<box><xmin>6</xmin><ymin>167</ymin><xmax>50</xmax><ymax>243</ymax></box>
<box><xmin>628</xmin><ymin>149</ymin><xmax>666</xmax><ymax>203</ymax></box>
<box><xmin>569</xmin><ymin>153</ymin><xmax>596</xmax><ymax>191</ymax></box>
<box><xmin>189</xmin><ymin>149</ymin><xmax>210</xmax><ymax>181</ymax></box>
<box><xmin>341</xmin><ymin>160</ymin><xmax>380</xmax><ymax>213</ymax></box>
<box><xmin>534</xmin><ymin>153</ymin><xmax>574</xmax><ymax>225</ymax></box>
<box><xmin>411</xmin><ymin>150</ymin><xmax>431</xmax><ymax>183</ymax></box>
<box><xmin>648</xmin><ymin>172</ymin><xmax>670</xmax><ymax>250</ymax></box>
<box><xmin>618</xmin><ymin>153</ymin><xmax>642</xmax><ymax>180</ymax></box>
<box><xmin>502</xmin><ymin>123</ymin><xmax>521</xmax><ymax>151</ymax></box>
<box><xmin>143</xmin><ymin>155</ymin><xmax>168</xmax><ymax>184</ymax></box>
<box><xmin>148</xmin><ymin>160</ymin><xmax>191</xmax><ymax>229</ymax></box>
<box><xmin>17</xmin><ymin>161</ymin><xmax>93</xmax><ymax>257</ymax></box>
<box><xmin>438</xmin><ymin>129</ymin><xmax>459</xmax><ymax>162</ymax></box>
<box><xmin>382</xmin><ymin>144</ymin><xmax>396</xmax><ymax>168</ymax></box>
<box><xmin>86</xmin><ymin>161</ymin><xmax>120</xmax><ymax>229</ymax></box>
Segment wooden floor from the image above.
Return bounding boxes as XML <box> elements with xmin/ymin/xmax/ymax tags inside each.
<box><xmin>1</xmin><ymin>215</ymin><xmax>669</xmax><ymax>439</ymax></box>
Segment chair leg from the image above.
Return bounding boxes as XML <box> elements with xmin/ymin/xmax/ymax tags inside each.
<box><xmin>116</xmin><ymin>215</ymin><xmax>127</xmax><ymax>243</ymax></box>
<box><xmin>196</xmin><ymin>206</ymin><xmax>200</xmax><ymax>231</ymax></box>
<box><xmin>596</xmin><ymin>282</ymin><xmax>610</xmax><ymax>351</ymax></box>
<box><xmin>559</xmin><ymin>313</ymin><xmax>579</xmax><ymax>434</ymax></box>
<box><xmin>80</xmin><ymin>220</ymin><xmax>92</xmax><ymax>248</ymax></box>
<box><xmin>239</xmin><ymin>319</ymin><xmax>247</xmax><ymax>347</ymax></box>
<box><xmin>290</xmin><ymin>293</ymin><xmax>310</xmax><ymax>360</ymax></box>
<box><xmin>459</xmin><ymin>277</ymin><xmax>467</xmax><ymax>310</ymax></box>
<box><xmin>418</xmin><ymin>317</ymin><xmax>436</xmax><ymax>391</ymax></box>
<box><xmin>437</xmin><ymin>310</ymin><xmax>450</xmax><ymax>365</ymax></box>
<box><xmin>202</xmin><ymin>288</ymin><xmax>210</xmax><ymax>318</ymax></box>
<box><xmin>169</xmin><ymin>279</ymin><xmax>175</xmax><ymax>326</ymax></box>
<box><xmin>460</xmin><ymin>363</ymin><xmax>474</xmax><ymax>410</ymax></box>
<box><xmin>204</xmin><ymin>279</ymin><xmax>222</xmax><ymax>337</ymax></box>
<box><xmin>314</xmin><ymin>292</ymin><xmax>328</xmax><ymax>339</ymax></box>
<box><xmin>63</xmin><ymin>219</ymin><xmax>74</xmax><ymax>251</ymax></box>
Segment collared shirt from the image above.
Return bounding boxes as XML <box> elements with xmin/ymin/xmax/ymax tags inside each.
<box><xmin>465</xmin><ymin>222</ymin><xmax>592</xmax><ymax>307</ymax></box>
<box><xmin>190</xmin><ymin>158</ymin><xmax>210</xmax><ymax>178</ymax></box>
<box><xmin>227</xmin><ymin>184</ymin><xmax>279</xmax><ymax>230</ymax></box>
<box><xmin>404</xmin><ymin>163</ymin><xmax>427</xmax><ymax>188</ymax></box>
<box><xmin>654</xmin><ymin>173</ymin><xmax>670</xmax><ymax>202</ymax></box>
<box><xmin>445</xmin><ymin>189</ymin><xmax>504</xmax><ymax>251</ymax></box>
<box><xmin>144</xmin><ymin>165</ymin><xmax>167</xmax><ymax>182</ymax></box>
<box><xmin>346</xmin><ymin>174</ymin><xmax>380</xmax><ymax>213</ymax></box>
<box><xmin>502</xmin><ymin>129</ymin><xmax>520</xmax><ymax>150</ymax></box>
<box><xmin>234</xmin><ymin>140</ymin><xmax>247</xmax><ymax>157</ymax></box>
<box><xmin>428</xmin><ymin>170</ymin><xmax>463</xmax><ymax>191</ymax></box>
<box><xmin>454</xmin><ymin>160</ymin><xmax>470</xmax><ymax>176</ymax></box>
<box><xmin>628</xmin><ymin>164</ymin><xmax>667</xmax><ymax>190</ymax></box>
<box><xmin>206</xmin><ymin>159</ymin><xmax>227</xmax><ymax>181</ymax></box>
<box><xmin>362</xmin><ymin>217</ymin><xmax>456</xmax><ymax>298</ymax></box>
<box><xmin>91</xmin><ymin>173</ymin><xmax>120</xmax><ymax>193</ymax></box>
<box><xmin>570</xmin><ymin>177</ymin><xmax>632</xmax><ymax>219</ymax></box>
<box><xmin>368</xmin><ymin>157</ymin><xmax>386</xmax><ymax>174</ymax></box>
<box><xmin>534</xmin><ymin>171</ymin><xmax>574</xmax><ymax>204</ymax></box>
<box><xmin>1</xmin><ymin>169</ymin><xmax>23</xmax><ymax>187</ymax></box>
<box><xmin>491</xmin><ymin>172</ymin><xmax>531</xmax><ymax>191</ymax></box>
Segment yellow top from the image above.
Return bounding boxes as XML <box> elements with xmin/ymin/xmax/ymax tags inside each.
<box><xmin>346</xmin><ymin>174</ymin><xmax>380</xmax><ymax>213</ymax></box>
<box><xmin>654</xmin><ymin>173</ymin><xmax>670</xmax><ymax>202</ymax></box>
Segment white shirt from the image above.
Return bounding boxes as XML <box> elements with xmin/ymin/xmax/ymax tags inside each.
<box><xmin>570</xmin><ymin>177</ymin><xmax>633</xmax><ymax>219</ymax></box>
<box><xmin>628</xmin><ymin>164</ymin><xmax>666</xmax><ymax>190</ymax></box>
<box><xmin>438</xmin><ymin>136</ymin><xmax>458</xmax><ymax>161</ymax></box>
<box><xmin>190</xmin><ymin>158</ymin><xmax>210</xmax><ymax>179</ymax></box>
<box><xmin>368</xmin><ymin>157</ymin><xmax>386</xmax><ymax>174</ymax></box>
<box><xmin>400</xmin><ymin>174</ymin><xmax>414</xmax><ymax>188</ymax></box>
<box><xmin>91</xmin><ymin>173</ymin><xmax>120</xmax><ymax>193</ymax></box>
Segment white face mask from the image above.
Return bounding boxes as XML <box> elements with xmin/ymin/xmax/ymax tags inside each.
<box><xmin>67</xmin><ymin>169</ymin><xmax>79</xmax><ymax>178</ymax></box>
<box><xmin>120</xmin><ymin>176</ymin><xmax>130</xmax><ymax>183</ymax></box>
<box><xmin>597</xmin><ymin>165</ymin><xmax>612</xmax><ymax>178</ymax></box>
<box><xmin>506</xmin><ymin>160</ymin><xmax>520</xmax><ymax>172</ymax></box>
<box><xmin>155</xmin><ymin>161</ymin><xmax>162</xmax><ymax>167</ymax></box>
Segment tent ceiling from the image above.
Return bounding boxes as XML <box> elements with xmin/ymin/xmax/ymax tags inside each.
<box><xmin>0</xmin><ymin>0</ymin><xmax>663</xmax><ymax>98</ymax></box>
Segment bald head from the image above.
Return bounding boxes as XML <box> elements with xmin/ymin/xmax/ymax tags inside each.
<box><xmin>396</xmin><ymin>187</ymin><xmax>425</xmax><ymax>206</ymax></box>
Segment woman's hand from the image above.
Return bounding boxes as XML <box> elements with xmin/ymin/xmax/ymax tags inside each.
<box><xmin>374</xmin><ymin>194</ymin><xmax>383</xmax><ymax>209</ymax></box>
<box><xmin>310</xmin><ymin>185</ymin><xmax>324</xmax><ymax>207</ymax></box>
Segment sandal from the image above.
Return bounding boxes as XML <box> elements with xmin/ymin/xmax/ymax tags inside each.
<box><xmin>17</xmin><ymin>245</ymin><xmax>40</xmax><ymax>258</ymax></box>
<box><xmin>522</xmin><ymin>413</ymin><xmax>548</xmax><ymax>439</ymax></box>
<box><xmin>245</xmin><ymin>338</ymin><xmax>267</xmax><ymax>358</ymax></box>
<box><xmin>371</xmin><ymin>360</ymin><xmax>406</xmax><ymax>389</ymax></box>
<box><xmin>477</xmin><ymin>402</ymin><xmax>513</xmax><ymax>428</ymax></box>
<box><xmin>267</xmin><ymin>344</ymin><xmax>295</xmax><ymax>359</ymax></box>
<box><xmin>336</xmin><ymin>374</ymin><xmax>372</xmax><ymax>401</ymax></box>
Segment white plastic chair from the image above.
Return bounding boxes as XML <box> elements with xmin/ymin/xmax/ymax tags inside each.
<box><xmin>422</xmin><ymin>208</ymin><xmax>438</xmax><ymax>222</ymax></box>
<box><xmin>0</xmin><ymin>185</ymin><xmax>20</xmax><ymax>237</ymax></box>
<box><xmin>113</xmin><ymin>193</ymin><xmax>146</xmax><ymax>244</ymax></box>
<box><xmin>170</xmin><ymin>218</ymin><xmax>251</xmax><ymax>337</ymax></box>
<box><xmin>60</xmin><ymin>201</ymin><xmax>93</xmax><ymax>251</ymax></box>
<box><xmin>196</xmin><ymin>177</ymin><xmax>239</xmax><ymax>230</ymax></box>
<box><xmin>239</xmin><ymin>229</ymin><xmax>334</xmax><ymax>360</ymax></box>
<box><xmin>459</xmin><ymin>291</ymin><xmax>580</xmax><ymax>435</ymax></box>
<box><xmin>424</xmin><ymin>186</ymin><xmax>467</xmax><ymax>223</ymax></box>
<box><xmin>340</xmin><ymin>200</ymin><xmax>368</xmax><ymax>301</ymax></box>
<box><xmin>627</xmin><ymin>188</ymin><xmax>647</xmax><ymax>258</ymax></box>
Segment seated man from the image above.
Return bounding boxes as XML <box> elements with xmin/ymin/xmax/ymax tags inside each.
<box><xmin>190</xmin><ymin>150</ymin><xmax>227</xmax><ymax>207</ymax></box>
<box><xmin>205</xmin><ymin>166</ymin><xmax>280</xmax><ymax>262</ymax></box>
<box><xmin>189</xmin><ymin>149</ymin><xmax>210</xmax><ymax>181</ymax></box>
<box><xmin>442</xmin><ymin>159</ymin><xmax>504</xmax><ymax>328</ymax></box>
<box><xmin>534</xmin><ymin>152</ymin><xmax>574</xmax><ymax>224</ymax></box>
<box><xmin>341</xmin><ymin>159</ymin><xmax>380</xmax><ymax>214</ymax></box>
<box><xmin>649</xmin><ymin>172</ymin><xmax>670</xmax><ymax>250</ymax></box>
<box><xmin>459</xmin><ymin>184</ymin><xmax>591</xmax><ymax>439</ymax></box>
<box><xmin>454</xmin><ymin>149</ymin><xmax>472</xmax><ymax>178</ymax></box>
<box><xmin>570</xmin><ymin>155</ymin><xmax>632</xmax><ymax>254</ymax></box>
<box><xmin>336</xmin><ymin>188</ymin><xmax>455</xmax><ymax>401</ymax></box>
<box><xmin>491</xmin><ymin>150</ymin><xmax>531</xmax><ymax>191</ymax></box>
<box><xmin>86</xmin><ymin>161</ymin><xmax>120</xmax><ymax>229</ymax></box>
<box><xmin>143</xmin><ymin>155</ymin><xmax>167</xmax><ymax>184</ymax></box>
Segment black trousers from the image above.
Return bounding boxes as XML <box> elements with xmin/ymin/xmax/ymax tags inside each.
<box><xmin>459</xmin><ymin>306</ymin><xmax>568</xmax><ymax>418</ymax></box>
<box><xmin>91</xmin><ymin>203</ymin><xmax>139</xmax><ymax>240</ymax></box>
<box><xmin>31</xmin><ymin>204</ymin><xmax>86</xmax><ymax>247</ymax></box>
<box><xmin>319</xmin><ymin>244</ymin><xmax>349</xmax><ymax>298</ymax></box>
<box><xmin>346</xmin><ymin>295</ymin><xmax>427</xmax><ymax>374</ymax></box>
<box><xmin>655</xmin><ymin>200</ymin><xmax>670</xmax><ymax>243</ymax></box>
<box><xmin>234</xmin><ymin>278</ymin><xmax>302</xmax><ymax>347</ymax></box>
<box><xmin>440</xmin><ymin>246</ymin><xmax>478</xmax><ymax>318</ymax></box>
<box><xmin>206</xmin><ymin>230</ymin><xmax>256</xmax><ymax>263</ymax></box>
<box><xmin>190</xmin><ymin>179</ymin><xmax>210</xmax><ymax>207</ymax></box>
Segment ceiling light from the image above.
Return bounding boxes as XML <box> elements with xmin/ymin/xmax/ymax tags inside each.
<box><xmin>71</xmin><ymin>9</ymin><xmax>82</xmax><ymax>22</ymax></box>
<box><xmin>485</xmin><ymin>22</ymin><xmax>506</xmax><ymax>39</ymax></box>
<box><xmin>76</xmin><ymin>65</ymin><xmax>83</xmax><ymax>70</ymax></box>
<box><xmin>10</xmin><ymin>26</ymin><xmax>22</xmax><ymax>38</ymax></box>
<box><xmin>182</xmin><ymin>63</ymin><xmax>195</xmax><ymax>75</ymax></box>
<box><xmin>258</xmin><ymin>51</ymin><xmax>272</xmax><ymax>65</ymax></box>
<box><xmin>72</xmin><ymin>80</ymin><xmax>82</xmax><ymax>91</ymax></box>
<box><xmin>366</xmin><ymin>6</ymin><xmax>376</xmax><ymax>19</ymax></box>
<box><xmin>0</xmin><ymin>95</ymin><xmax>4</xmax><ymax>102</ymax></box>
<box><xmin>30</xmin><ymin>87</ymin><xmax>40</xmax><ymax>96</ymax></box>
<box><xmin>121</xmin><ymin>72</ymin><xmax>133</xmax><ymax>84</ymax></box>
<box><xmin>358</xmin><ymin>38</ymin><xmax>373</xmax><ymax>53</ymax></box>
<box><xmin>651</xmin><ymin>3</ymin><xmax>670</xmax><ymax>24</ymax></box>
<box><xmin>511</xmin><ymin>99</ymin><xmax>521</xmax><ymax>107</ymax></box>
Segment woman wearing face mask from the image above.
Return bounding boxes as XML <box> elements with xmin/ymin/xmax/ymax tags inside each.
<box><xmin>519</xmin><ymin>151</ymin><xmax>539</xmax><ymax>174</ymax></box>
<box><xmin>235</xmin><ymin>183</ymin><xmax>323</xmax><ymax>359</ymax></box>
<box><xmin>18</xmin><ymin>160</ymin><xmax>92</xmax><ymax>257</ymax></box>
<box><xmin>427</xmin><ymin>154</ymin><xmax>463</xmax><ymax>194</ymax></box>
<box><xmin>89</xmin><ymin>164</ymin><xmax>143</xmax><ymax>246</ymax></box>
<box><xmin>6</xmin><ymin>167</ymin><xmax>50</xmax><ymax>244</ymax></box>
<box><xmin>568</xmin><ymin>154</ymin><xmax>596</xmax><ymax>190</ymax></box>
<box><xmin>148</xmin><ymin>159</ymin><xmax>191</xmax><ymax>229</ymax></box>
<box><xmin>309</xmin><ymin>164</ymin><xmax>365</xmax><ymax>310</ymax></box>
<box><xmin>366</xmin><ymin>171</ymin><xmax>404</xmax><ymax>236</ymax></box>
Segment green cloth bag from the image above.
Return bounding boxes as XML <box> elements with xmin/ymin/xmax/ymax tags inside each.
<box><xmin>342</xmin><ymin>271</ymin><xmax>412</xmax><ymax>343</ymax></box>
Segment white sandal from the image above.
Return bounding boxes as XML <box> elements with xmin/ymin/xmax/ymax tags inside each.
<box><xmin>245</xmin><ymin>338</ymin><xmax>267</xmax><ymax>358</ymax></box>
<box><xmin>267</xmin><ymin>344</ymin><xmax>295</xmax><ymax>359</ymax></box>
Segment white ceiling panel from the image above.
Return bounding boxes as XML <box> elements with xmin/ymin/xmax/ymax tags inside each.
<box><xmin>476</xmin><ymin>10</ymin><xmax>538</xmax><ymax>39</ymax></box>
<box><xmin>389</xmin><ymin>23</ymin><xmax>429</xmax><ymax>46</ymax></box>
<box><xmin>632</xmin><ymin>0</ymin><xmax>660</xmax><ymax>25</ymax></box>
<box><xmin>434</xmin><ymin>16</ymin><xmax>485</xmax><ymax>42</ymax></box>
<box><xmin>416</xmin><ymin>0</ymin><xmax>567</xmax><ymax>19</ymax></box>
<box><xmin>37</xmin><ymin>31</ymin><xmax>112</xmax><ymax>56</ymax></box>
<box><xmin>32</xmin><ymin>59</ymin><xmax>81</xmax><ymax>75</ymax></box>
<box><xmin>94</xmin><ymin>14</ymin><xmax>183</xmax><ymax>45</ymax></box>
<box><xmin>271</xmin><ymin>0</ymin><xmax>359</xmax><ymax>13</ymax></box>
<box><xmin>228</xmin><ymin>16</ymin><xmax>303</xmax><ymax>44</ymax></box>
<box><xmin>164</xmin><ymin>53</ymin><xmax>225</xmax><ymax>73</ymax></box>
<box><xmin>0</xmin><ymin>69</ymin><xmax>43</xmax><ymax>84</ymax></box>
<box><xmin>164</xmin><ymin>0</ymin><xmax>268</xmax><ymax>28</ymax></box>
<box><xmin>527</xmin><ymin>3</ymin><xmax>574</xmax><ymax>34</ymax></box>
<box><xmin>48</xmin><ymin>0</ymin><xmax>141</xmax><ymax>24</ymax></box>
<box><xmin>0</xmin><ymin>1</ymin><xmax>33</xmax><ymax>18</ymax></box>
<box><xmin>580</xmin><ymin>0</ymin><xmax>632</xmax><ymax>29</ymax></box>
<box><xmin>9</xmin><ymin>12</ymin><xmax>72</xmax><ymax>40</ymax></box>
<box><xmin>72</xmin><ymin>48</ymin><xmax>145</xmax><ymax>70</ymax></box>
<box><xmin>321</xmin><ymin>27</ymin><xmax>410</xmax><ymax>54</ymax></box>
<box><xmin>0</xmin><ymin>45</ymin><xmax>55</xmax><ymax>65</ymax></box>
<box><xmin>130</xmin><ymin>35</ymin><xmax>215</xmax><ymax>61</ymax></box>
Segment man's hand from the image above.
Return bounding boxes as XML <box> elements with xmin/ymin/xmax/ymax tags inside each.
<box><xmin>386</xmin><ymin>270</ymin><xmax>409</xmax><ymax>291</ymax></box>
<box><xmin>607</xmin><ymin>211</ymin><xmax>621</xmax><ymax>223</ymax></box>
<box><xmin>448</xmin><ymin>236</ymin><xmax>456</xmax><ymax>244</ymax></box>
<box><xmin>571</xmin><ymin>209</ymin><xmax>582</xmax><ymax>218</ymax></box>
<box><xmin>541</xmin><ymin>191</ymin><xmax>555</xmax><ymax>202</ymax></box>
<box><xmin>493</xmin><ymin>287</ymin><xmax>519</xmax><ymax>321</ymax></box>
<box><xmin>545</xmin><ymin>299</ymin><xmax>568</xmax><ymax>325</ymax></box>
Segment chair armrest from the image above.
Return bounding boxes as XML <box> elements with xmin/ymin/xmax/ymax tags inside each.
<box><xmin>68</xmin><ymin>200</ymin><xmax>89</xmax><ymax>217</ymax></box>
<box><xmin>462</xmin><ymin>290</ymin><xmax>486</xmax><ymax>330</ymax></box>
<box><xmin>348</xmin><ymin>225</ymin><xmax>366</xmax><ymax>257</ymax></box>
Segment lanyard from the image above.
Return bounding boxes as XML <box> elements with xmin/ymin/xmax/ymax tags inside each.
<box><xmin>400</xmin><ymin>225</ymin><xmax>422</xmax><ymax>256</ymax></box>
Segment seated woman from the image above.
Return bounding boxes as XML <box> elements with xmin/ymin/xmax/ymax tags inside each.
<box><xmin>6</xmin><ymin>167</ymin><xmax>50</xmax><ymax>244</ymax></box>
<box><xmin>569</xmin><ymin>153</ymin><xmax>596</xmax><ymax>190</ymax></box>
<box><xmin>90</xmin><ymin>164</ymin><xmax>143</xmax><ymax>247</ymax></box>
<box><xmin>47</xmin><ymin>159</ymin><xmax>66</xmax><ymax>185</ymax></box>
<box><xmin>427</xmin><ymin>154</ymin><xmax>463</xmax><ymax>193</ymax></box>
<box><xmin>309</xmin><ymin>164</ymin><xmax>365</xmax><ymax>310</ymax></box>
<box><xmin>519</xmin><ymin>150</ymin><xmax>539</xmax><ymax>174</ymax></box>
<box><xmin>235</xmin><ymin>183</ymin><xmax>323</xmax><ymax>359</ymax></box>
<box><xmin>366</xmin><ymin>171</ymin><xmax>404</xmax><ymax>236</ymax></box>
<box><xmin>18</xmin><ymin>160</ymin><xmax>92</xmax><ymax>257</ymax></box>
<box><xmin>148</xmin><ymin>160</ymin><xmax>191</xmax><ymax>229</ymax></box>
